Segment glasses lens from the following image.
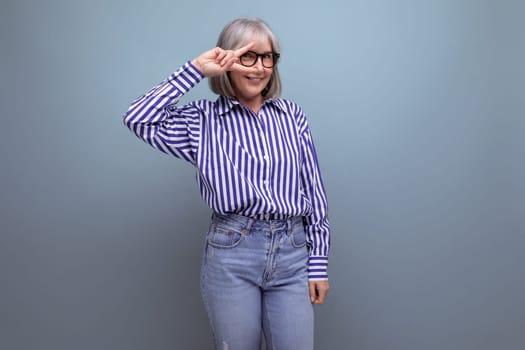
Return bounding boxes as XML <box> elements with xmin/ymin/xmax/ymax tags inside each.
<box><xmin>240</xmin><ymin>52</ymin><xmax>257</xmax><ymax>67</ymax></box>
<box><xmin>239</xmin><ymin>52</ymin><xmax>279</xmax><ymax>68</ymax></box>
<box><xmin>261</xmin><ymin>53</ymin><xmax>274</xmax><ymax>68</ymax></box>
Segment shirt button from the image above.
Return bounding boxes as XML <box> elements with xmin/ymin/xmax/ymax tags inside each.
<box><xmin>264</xmin><ymin>155</ymin><xmax>269</xmax><ymax>160</ymax></box>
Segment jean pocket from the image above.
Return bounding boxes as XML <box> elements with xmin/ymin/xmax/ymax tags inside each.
<box><xmin>207</xmin><ymin>226</ymin><xmax>245</xmax><ymax>249</ymax></box>
<box><xmin>290</xmin><ymin>228</ymin><xmax>307</xmax><ymax>248</ymax></box>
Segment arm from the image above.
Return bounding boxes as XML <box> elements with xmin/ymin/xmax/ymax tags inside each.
<box><xmin>296</xmin><ymin>107</ymin><xmax>331</xmax><ymax>303</ymax></box>
<box><xmin>123</xmin><ymin>43</ymin><xmax>259</xmax><ymax>163</ymax></box>
<box><xmin>123</xmin><ymin>62</ymin><xmax>204</xmax><ymax>164</ymax></box>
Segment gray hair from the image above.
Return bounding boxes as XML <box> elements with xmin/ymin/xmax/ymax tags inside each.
<box><xmin>209</xmin><ymin>18</ymin><xmax>282</xmax><ymax>99</ymax></box>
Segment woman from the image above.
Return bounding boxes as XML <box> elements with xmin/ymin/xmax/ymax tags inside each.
<box><xmin>123</xmin><ymin>17</ymin><xmax>330</xmax><ymax>350</ymax></box>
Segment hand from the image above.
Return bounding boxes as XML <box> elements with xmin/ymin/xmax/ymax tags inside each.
<box><xmin>309</xmin><ymin>280</ymin><xmax>330</xmax><ymax>305</ymax></box>
<box><xmin>191</xmin><ymin>43</ymin><xmax>258</xmax><ymax>78</ymax></box>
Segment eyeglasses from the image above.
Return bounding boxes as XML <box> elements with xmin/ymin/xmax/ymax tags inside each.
<box><xmin>239</xmin><ymin>51</ymin><xmax>280</xmax><ymax>68</ymax></box>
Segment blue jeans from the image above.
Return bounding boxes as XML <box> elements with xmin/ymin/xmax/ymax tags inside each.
<box><xmin>201</xmin><ymin>212</ymin><xmax>314</xmax><ymax>350</ymax></box>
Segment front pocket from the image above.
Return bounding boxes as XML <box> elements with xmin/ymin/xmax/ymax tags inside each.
<box><xmin>207</xmin><ymin>226</ymin><xmax>245</xmax><ymax>248</ymax></box>
<box><xmin>290</xmin><ymin>228</ymin><xmax>307</xmax><ymax>248</ymax></box>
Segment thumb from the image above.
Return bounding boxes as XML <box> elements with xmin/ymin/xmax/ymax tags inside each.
<box><xmin>309</xmin><ymin>281</ymin><xmax>317</xmax><ymax>303</ymax></box>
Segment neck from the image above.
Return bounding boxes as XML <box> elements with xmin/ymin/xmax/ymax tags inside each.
<box><xmin>237</xmin><ymin>96</ymin><xmax>264</xmax><ymax>114</ymax></box>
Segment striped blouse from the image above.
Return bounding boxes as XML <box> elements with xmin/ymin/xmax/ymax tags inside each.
<box><xmin>123</xmin><ymin>62</ymin><xmax>330</xmax><ymax>280</ymax></box>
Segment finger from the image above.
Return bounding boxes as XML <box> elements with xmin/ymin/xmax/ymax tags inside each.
<box><xmin>229</xmin><ymin>62</ymin><xmax>259</xmax><ymax>74</ymax></box>
<box><xmin>234</xmin><ymin>42</ymin><xmax>255</xmax><ymax>56</ymax></box>
<box><xmin>222</xmin><ymin>56</ymin><xmax>238</xmax><ymax>71</ymax></box>
<box><xmin>215</xmin><ymin>49</ymin><xmax>228</xmax><ymax>63</ymax></box>
<box><xmin>220</xmin><ymin>51</ymin><xmax>236</xmax><ymax>66</ymax></box>
<box><xmin>316</xmin><ymin>288</ymin><xmax>327</xmax><ymax>304</ymax></box>
<box><xmin>317</xmin><ymin>282</ymin><xmax>330</xmax><ymax>304</ymax></box>
<box><xmin>310</xmin><ymin>281</ymin><xmax>330</xmax><ymax>304</ymax></box>
<box><xmin>308</xmin><ymin>282</ymin><xmax>317</xmax><ymax>303</ymax></box>
<box><xmin>212</xmin><ymin>47</ymin><xmax>224</xmax><ymax>60</ymax></box>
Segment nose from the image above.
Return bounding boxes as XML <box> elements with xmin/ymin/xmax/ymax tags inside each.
<box><xmin>254</xmin><ymin>57</ymin><xmax>265</xmax><ymax>71</ymax></box>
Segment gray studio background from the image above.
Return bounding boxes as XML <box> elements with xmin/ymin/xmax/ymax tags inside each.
<box><xmin>2</xmin><ymin>0</ymin><xmax>524</xmax><ymax>349</ymax></box>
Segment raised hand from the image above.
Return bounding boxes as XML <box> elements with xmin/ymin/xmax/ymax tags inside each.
<box><xmin>191</xmin><ymin>43</ymin><xmax>258</xmax><ymax>77</ymax></box>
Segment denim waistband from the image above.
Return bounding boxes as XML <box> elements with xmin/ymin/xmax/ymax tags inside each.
<box><xmin>252</xmin><ymin>212</ymin><xmax>289</xmax><ymax>221</ymax></box>
<box><xmin>211</xmin><ymin>212</ymin><xmax>303</xmax><ymax>232</ymax></box>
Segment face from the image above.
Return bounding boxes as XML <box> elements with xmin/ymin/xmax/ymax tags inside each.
<box><xmin>230</xmin><ymin>36</ymin><xmax>273</xmax><ymax>110</ymax></box>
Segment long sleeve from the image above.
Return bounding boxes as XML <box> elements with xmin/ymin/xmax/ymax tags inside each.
<box><xmin>296</xmin><ymin>107</ymin><xmax>331</xmax><ymax>281</ymax></box>
<box><xmin>123</xmin><ymin>67</ymin><xmax>331</xmax><ymax>280</ymax></box>
<box><xmin>123</xmin><ymin>62</ymin><xmax>204</xmax><ymax>164</ymax></box>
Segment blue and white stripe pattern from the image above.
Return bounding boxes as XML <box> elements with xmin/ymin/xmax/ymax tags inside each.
<box><xmin>123</xmin><ymin>62</ymin><xmax>330</xmax><ymax>280</ymax></box>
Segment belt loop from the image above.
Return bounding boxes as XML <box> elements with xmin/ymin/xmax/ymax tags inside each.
<box><xmin>244</xmin><ymin>216</ymin><xmax>255</xmax><ymax>233</ymax></box>
<box><xmin>286</xmin><ymin>217</ymin><xmax>293</xmax><ymax>235</ymax></box>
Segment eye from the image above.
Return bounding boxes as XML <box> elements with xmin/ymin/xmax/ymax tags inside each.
<box><xmin>242</xmin><ymin>52</ymin><xmax>256</xmax><ymax>59</ymax></box>
<box><xmin>262</xmin><ymin>53</ymin><xmax>272</xmax><ymax>60</ymax></box>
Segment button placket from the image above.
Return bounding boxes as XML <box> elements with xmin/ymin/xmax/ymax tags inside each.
<box><xmin>257</xmin><ymin>110</ymin><xmax>274</xmax><ymax>203</ymax></box>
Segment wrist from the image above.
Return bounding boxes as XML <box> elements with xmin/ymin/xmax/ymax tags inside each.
<box><xmin>308</xmin><ymin>255</ymin><xmax>328</xmax><ymax>280</ymax></box>
<box><xmin>191</xmin><ymin>59</ymin><xmax>204</xmax><ymax>76</ymax></box>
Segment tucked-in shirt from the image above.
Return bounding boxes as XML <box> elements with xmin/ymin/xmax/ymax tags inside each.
<box><xmin>123</xmin><ymin>62</ymin><xmax>330</xmax><ymax>280</ymax></box>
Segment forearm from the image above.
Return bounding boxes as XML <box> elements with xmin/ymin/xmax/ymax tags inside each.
<box><xmin>123</xmin><ymin>62</ymin><xmax>204</xmax><ymax>131</ymax></box>
<box><xmin>306</xmin><ymin>223</ymin><xmax>330</xmax><ymax>281</ymax></box>
<box><xmin>122</xmin><ymin>62</ymin><xmax>204</xmax><ymax>161</ymax></box>
<box><xmin>299</xmin><ymin>112</ymin><xmax>331</xmax><ymax>281</ymax></box>
<box><xmin>303</xmin><ymin>169</ymin><xmax>331</xmax><ymax>281</ymax></box>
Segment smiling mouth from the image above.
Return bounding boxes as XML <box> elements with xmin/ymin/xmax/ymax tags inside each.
<box><xmin>246</xmin><ymin>76</ymin><xmax>263</xmax><ymax>81</ymax></box>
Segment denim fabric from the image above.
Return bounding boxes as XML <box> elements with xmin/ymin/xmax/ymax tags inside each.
<box><xmin>201</xmin><ymin>212</ymin><xmax>314</xmax><ymax>350</ymax></box>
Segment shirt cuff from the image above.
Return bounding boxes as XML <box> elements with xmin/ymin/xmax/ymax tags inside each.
<box><xmin>167</xmin><ymin>61</ymin><xmax>204</xmax><ymax>94</ymax></box>
<box><xmin>308</xmin><ymin>256</ymin><xmax>328</xmax><ymax>281</ymax></box>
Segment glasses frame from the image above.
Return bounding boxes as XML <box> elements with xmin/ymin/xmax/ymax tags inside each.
<box><xmin>239</xmin><ymin>51</ymin><xmax>281</xmax><ymax>68</ymax></box>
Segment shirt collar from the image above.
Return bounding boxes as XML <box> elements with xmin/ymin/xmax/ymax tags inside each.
<box><xmin>215</xmin><ymin>95</ymin><xmax>285</xmax><ymax>116</ymax></box>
